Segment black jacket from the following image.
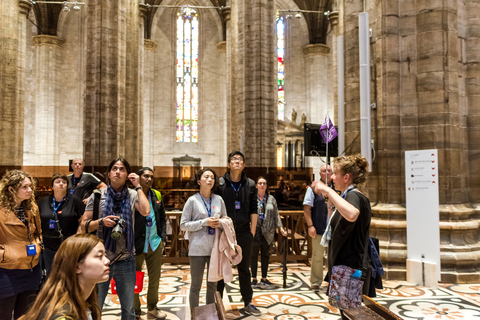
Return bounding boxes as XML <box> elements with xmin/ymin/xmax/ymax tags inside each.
<box><xmin>218</xmin><ymin>172</ymin><xmax>257</xmax><ymax>235</ymax></box>
<box><xmin>134</xmin><ymin>189</ymin><xmax>167</xmax><ymax>254</ymax></box>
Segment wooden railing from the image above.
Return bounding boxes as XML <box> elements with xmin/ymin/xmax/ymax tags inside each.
<box><xmin>163</xmin><ymin>210</ymin><xmax>310</xmax><ymax>265</ymax></box>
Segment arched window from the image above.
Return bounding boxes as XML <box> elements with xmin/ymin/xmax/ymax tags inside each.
<box><xmin>276</xmin><ymin>13</ymin><xmax>285</xmax><ymax>121</ymax></box>
<box><xmin>176</xmin><ymin>6</ymin><xmax>199</xmax><ymax>142</ymax></box>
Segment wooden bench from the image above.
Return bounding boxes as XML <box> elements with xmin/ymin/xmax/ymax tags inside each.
<box><xmin>193</xmin><ymin>291</ymin><xmax>226</xmax><ymax>320</ymax></box>
<box><xmin>343</xmin><ymin>295</ymin><xmax>403</xmax><ymax>320</ymax></box>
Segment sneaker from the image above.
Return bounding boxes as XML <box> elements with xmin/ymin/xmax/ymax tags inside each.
<box><xmin>147</xmin><ymin>307</ymin><xmax>167</xmax><ymax>320</ymax></box>
<box><xmin>259</xmin><ymin>279</ymin><xmax>276</xmax><ymax>290</ymax></box>
<box><xmin>311</xmin><ymin>284</ymin><xmax>320</xmax><ymax>291</ymax></box>
<box><xmin>243</xmin><ymin>303</ymin><xmax>262</xmax><ymax>316</ymax></box>
<box><xmin>251</xmin><ymin>279</ymin><xmax>258</xmax><ymax>288</ymax></box>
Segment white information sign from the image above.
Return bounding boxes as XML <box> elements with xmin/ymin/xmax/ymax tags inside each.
<box><xmin>405</xmin><ymin>149</ymin><xmax>440</xmax><ymax>281</ymax></box>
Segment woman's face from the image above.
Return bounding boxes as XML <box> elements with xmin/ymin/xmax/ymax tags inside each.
<box><xmin>332</xmin><ymin>165</ymin><xmax>349</xmax><ymax>192</ymax></box>
<box><xmin>77</xmin><ymin>243</ymin><xmax>110</xmax><ymax>285</ymax></box>
<box><xmin>198</xmin><ymin>171</ymin><xmax>215</xmax><ymax>191</ymax></box>
<box><xmin>14</xmin><ymin>177</ymin><xmax>33</xmax><ymax>203</ymax></box>
<box><xmin>256</xmin><ymin>178</ymin><xmax>267</xmax><ymax>193</ymax></box>
<box><xmin>52</xmin><ymin>178</ymin><xmax>68</xmax><ymax>194</ymax></box>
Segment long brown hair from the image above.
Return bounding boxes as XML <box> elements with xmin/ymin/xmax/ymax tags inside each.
<box><xmin>0</xmin><ymin>170</ymin><xmax>37</xmax><ymax>213</ymax></box>
<box><xmin>20</xmin><ymin>234</ymin><xmax>103</xmax><ymax>320</ymax></box>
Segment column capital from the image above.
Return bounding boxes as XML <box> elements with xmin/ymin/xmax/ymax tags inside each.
<box><xmin>216</xmin><ymin>41</ymin><xmax>226</xmax><ymax>53</ymax></box>
<box><xmin>144</xmin><ymin>39</ymin><xmax>158</xmax><ymax>52</ymax></box>
<box><xmin>221</xmin><ymin>8</ymin><xmax>231</xmax><ymax>22</ymax></box>
<box><xmin>33</xmin><ymin>35</ymin><xmax>66</xmax><ymax>48</ymax></box>
<box><xmin>139</xmin><ymin>3</ymin><xmax>150</xmax><ymax>19</ymax></box>
<box><xmin>303</xmin><ymin>44</ymin><xmax>330</xmax><ymax>57</ymax></box>
<box><xmin>328</xmin><ymin>11</ymin><xmax>339</xmax><ymax>27</ymax></box>
<box><xmin>19</xmin><ymin>0</ymin><xmax>32</xmax><ymax>16</ymax></box>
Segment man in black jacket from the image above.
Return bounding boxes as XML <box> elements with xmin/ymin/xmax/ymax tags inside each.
<box><xmin>217</xmin><ymin>151</ymin><xmax>261</xmax><ymax>316</ymax></box>
<box><xmin>134</xmin><ymin>167</ymin><xmax>167</xmax><ymax>320</ymax></box>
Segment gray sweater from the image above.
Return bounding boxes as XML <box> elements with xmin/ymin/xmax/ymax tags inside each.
<box><xmin>180</xmin><ymin>193</ymin><xmax>227</xmax><ymax>256</ymax></box>
<box><xmin>256</xmin><ymin>194</ymin><xmax>283</xmax><ymax>245</ymax></box>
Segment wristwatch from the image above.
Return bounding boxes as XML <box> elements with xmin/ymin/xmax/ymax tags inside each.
<box><xmin>135</xmin><ymin>186</ymin><xmax>142</xmax><ymax>191</ymax></box>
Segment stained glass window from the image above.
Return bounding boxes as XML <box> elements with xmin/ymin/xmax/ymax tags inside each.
<box><xmin>176</xmin><ymin>6</ymin><xmax>199</xmax><ymax>142</ymax></box>
<box><xmin>276</xmin><ymin>12</ymin><xmax>285</xmax><ymax>121</ymax></box>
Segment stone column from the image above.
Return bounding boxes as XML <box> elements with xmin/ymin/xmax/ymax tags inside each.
<box><xmin>32</xmin><ymin>35</ymin><xmax>65</xmax><ymax>165</ymax></box>
<box><xmin>143</xmin><ymin>39</ymin><xmax>157</xmax><ymax>168</ymax></box>
<box><xmin>0</xmin><ymin>0</ymin><xmax>23</xmax><ymax>169</ymax></box>
<box><xmin>231</xmin><ymin>0</ymin><xmax>277</xmax><ymax>167</ymax></box>
<box><xmin>84</xmin><ymin>0</ymin><xmax>129</xmax><ymax>167</ymax></box>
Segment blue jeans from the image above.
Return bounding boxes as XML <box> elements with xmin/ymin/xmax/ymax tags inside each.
<box><xmin>98</xmin><ymin>255</ymin><xmax>136</xmax><ymax>320</ymax></box>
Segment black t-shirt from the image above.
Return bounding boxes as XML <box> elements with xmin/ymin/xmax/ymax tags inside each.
<box><xmin>67</xmin><ymin>172</ymin><xmax>101</xmax><ymax>200</ymax></box>
<box><xmin>328</xmin><ymin>190</ymin><xmax>371</xmax><ymax>273</ymax></box>
<box><xmin>38</xmin><ymin>194</ymin><xmax>85</xmax><ymax>251</ymax></box>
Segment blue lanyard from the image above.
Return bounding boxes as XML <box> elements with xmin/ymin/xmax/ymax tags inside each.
<box><xmin>200</xmin><ymin>194</ymin><xmax>212</xmax><ymax>217</ymax></box>
<box><xmin>257</xmin><ymin>194</ymin><xmax>266</xmax><ymax>208</ymax></box>
<box><xmin>341</xmin><ymin>185</ymin><xmax>356</xmax><ymax>199</ymax></box>
<box><xmin>72</xmin><ymin>174</ymin><xmax>82</xmax><ymax>187</ymax></box>
<box><xmin>230</xmin><ymin>182</ymin><xmax>242</xmax><ymax>193</ymax></box>
<box><xmin>52</xmin><ymin>196</ymin><xmax>65</xmax><ymax>215</ymax></box>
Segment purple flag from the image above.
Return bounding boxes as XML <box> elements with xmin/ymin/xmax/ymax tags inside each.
<box><xmin>319</xmin><ymin>117</ymin><xmax>338</xmax><ymax>144</ymax></box>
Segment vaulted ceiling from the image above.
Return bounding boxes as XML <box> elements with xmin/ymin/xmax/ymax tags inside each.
<box><xmin>29</xmin><ymin>0</ymin><xmax>332</xmax><ymax>44</ymax></box>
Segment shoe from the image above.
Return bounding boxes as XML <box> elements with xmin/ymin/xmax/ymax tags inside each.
<box><xmin>311</xmin><ymin>284</ymin><xmax>320</xmax><ymax>291</ymax></box>
<box><xmin>147</xmin><ymin>307</ymin><xmax>167</xmax><ymax>320</ymax></box>
<box><xmin>243</xmin><ymin>303</ymin><xmax>262</xmax><ymax>316</ymax></box>
<box><xmin>251</xmin><ymin>279</ymin><xmax>258</xmax><ymax>288</ymax></box>
<box><xmin>259</xmin><ymin>279</ymin><xmax>276</xmax><ymax>290</ymax></box>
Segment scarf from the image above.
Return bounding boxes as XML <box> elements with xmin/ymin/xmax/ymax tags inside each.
<box><xmin>102</xmin><ymin>184</ymin><xmax>133</xmax><ymax>255</ymax></box>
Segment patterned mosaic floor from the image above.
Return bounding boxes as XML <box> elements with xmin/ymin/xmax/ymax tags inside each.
<box><xmin>101</xmin><ymin>263</ymin><xmax>480</xmax><ymax>319</ymax></box>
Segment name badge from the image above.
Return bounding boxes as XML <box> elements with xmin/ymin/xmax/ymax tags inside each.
<box><xmin>235</xmin><ymin>201</ymin><xmax>241</xmax><ymax>210</ymax></box>
<box><xmin>70</xmin><ymin>189</ymin><xmax>74</xmax><ymax>195</ymax></box>
<box><xmin>146</xmin><ymin>217</ymin><xmax>153</xmax><ymax>227</ymax></box>
<box><xmin>208</xmin><ymin>227</ymin><xmax>215</xmax><ymax>235</ymax></box>
<box><xmin>259</xmin><ymin>213</ymin><xmax>264</xmax><ymax>220</ymax></box>
<box><xmin>49</xmin><ymin>219</ymin><xmax>56</xmax><ymax>229</ymax></box>
<box><xmin>27</xmin><ymin>244</ymin><xmax>37</xmax><ymax>256</ymax></box>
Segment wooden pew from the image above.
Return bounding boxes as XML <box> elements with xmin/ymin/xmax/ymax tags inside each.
<box><xmin>342</xmin><ymin>295</ymin><xmax>403</xmax><ymax>320</ymax></box>
<box><xmin>193</xmin><ymin>291</ymin><xmax>226</xmax><ymax>320</ymax></box>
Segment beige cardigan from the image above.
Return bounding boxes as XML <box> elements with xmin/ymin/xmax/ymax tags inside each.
<box><xmin>208</xmin><ymin>217</ymin><xmax>242</xmax><ymax>282</ymax></box>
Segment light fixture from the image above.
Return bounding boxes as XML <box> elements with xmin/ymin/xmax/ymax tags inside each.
<box><xmin>63</xmin><ymin>2</ymin><xmax>70</xmax><ymax>12</ymax></box>
<box><xmin>72</xmin><ymin>1</ymin><xmax>80</xmax><ymax>11</ymax></box>
<box><xmin>295</xmin><ymin>12</ymin><xmax>302</xmax><ymax>19</ymax></box>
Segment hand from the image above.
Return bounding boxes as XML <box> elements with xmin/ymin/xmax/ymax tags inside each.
<box><xmin>311</xmin><ymin>181</ymin><xmax>329</xmax><ymax>197</ymax></box>
<box><xmin>308</xmin><ymin>225</ymin><xmax>317</xmax><ymax>238</ymax></box>
<box><xmin>83</xmin><ymin>198</ymin><xmax>89</xmax><ymax>205</ymax></box>
<box><xmin>103</xmin><ymin>215</ymin><xmax>120</xmax><ymax>228</ymax></box>
<box><xmin>128</xmin><ymin>173</ymin><xmax>140</xmax><ymax>188</ymax></box>
<box><xmin>206</xmin><ymin>217</ymin><xmax>219</xmax><ymax>228</ymax></box>
<box><xmin>281</xmin><ymin>229</ymin><xmax>287</xmax><ymax>237</ymax></box>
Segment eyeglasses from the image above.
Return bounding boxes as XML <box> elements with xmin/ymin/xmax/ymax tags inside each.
<box><xmin>230</xmin><ymin>156</ymin><xmax>244</xmax><ymax>162</ymax></box>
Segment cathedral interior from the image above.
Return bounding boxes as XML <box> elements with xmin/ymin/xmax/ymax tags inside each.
<box><xmin>1</xmin><ymin>0</ymin><xmax>480</xmax><ymax>285</ymax></box>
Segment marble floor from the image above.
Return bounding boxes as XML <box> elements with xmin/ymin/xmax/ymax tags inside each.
<box><xmin>101</xmin><ymin>262</ymin><xmax>480</xmax><ymax>320</ymax></box>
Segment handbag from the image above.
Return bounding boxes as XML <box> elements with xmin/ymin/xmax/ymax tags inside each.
<box><xmin>32</xmin><ymin>217</ymin><xmax>47</xmax><ymax>287</ymax></box>
<box><xmin>328</xmin><ymin>226</ymin><xmax>369</xmax><ymax>310</ymax></box>
<box><xmin>111</xmin><ymin>271</ymin><xmax>145</xmax><ymax>294</ymax></box>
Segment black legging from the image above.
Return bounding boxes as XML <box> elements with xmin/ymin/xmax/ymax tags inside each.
<box><xmin>0</xmin><ymin>290</ymin><xmax>37</xmax><ymax>320</ymax></box>
<box><xmin>250</xmin><ymin>235</ymin><xmax>270</xmax><ymax>279</ymax></box>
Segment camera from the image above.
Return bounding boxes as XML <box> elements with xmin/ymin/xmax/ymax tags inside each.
<box><xmin>111</xmin><ymin>218</ymin><xmax>126</xmax><ymax>240</ymax></box>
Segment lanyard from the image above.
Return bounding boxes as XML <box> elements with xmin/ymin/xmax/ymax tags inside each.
<box><xmin>341</xmin><ymin>185</ymin><xmax>357</xmax><ymax>199</ymax></box>
<box><xmin>72</xmin><ymin>174</ymin><xmax>82</xmax><ymax>187</ymax></box>
<box><xmin>230</xmin><ymin>181</ymin><xmax>242</xmax><ymax>194</ymax></box>
<box><xmin>52</xmin><ymin>196</ymin><xmax>65</xmax><ymax>215</ymax></box>
<box><xmin>200</xmin><ymin>193</ymin><xmax>212</xmax><ymax>217</ymax></box>
<box><xmin>257</xmin><ymin>194</ymin><xmax>266</xmax><ymax>208</ymax></box>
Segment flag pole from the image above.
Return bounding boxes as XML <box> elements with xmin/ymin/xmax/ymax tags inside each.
<box><xmin>325</xmin><ymin>112</ymin><xmax>329</xmax><ymax>185</ymax></box>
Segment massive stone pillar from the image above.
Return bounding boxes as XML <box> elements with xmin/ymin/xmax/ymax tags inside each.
<box><xmin>355</xmin><ymin>0</ymin><xmax>479</xmax><ymax>282</ymax></box>
<box><xmin>32</xmin><ymin>35</ymin><xmax>65</xmax><ymax>165</ymax></box>
<box><xmin>228</xmin><ymin>0</ymin><xmax>277</xmax><ymax>167</ymax></box>
<box><xmin>84</xmin><ymin>0</ymin><xmax>142</xmax><ymax>167</ymax></box>
<box><xmin>142</xmin><ymin>39</ymin><xmax>157</xmax><ymax>168</ymax></box>
<box><xmin>0</xmin><ymin>0</ymin><xmax>27</xmax><ymax>171</ymax></box>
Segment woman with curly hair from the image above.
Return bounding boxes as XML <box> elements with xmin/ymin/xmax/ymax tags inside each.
<box><xmin>0</xmin><ymin>170</ymin><xmax>42</xmax><ymax>320</ymax></box>
<box><xmin>311</xmin><ymin>154</ymin><xmax>371</xmax><ymax>319</ymax></box>
<box><xmin>19</xmin><ymin>233</ymin><xmax>110</xmax><ymax>320</ymax></box>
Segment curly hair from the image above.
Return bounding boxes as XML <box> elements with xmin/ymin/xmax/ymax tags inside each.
<box><xmin>0</xmin><ymin>170</ymin><xmax>37</xmax><ymax>214</ymax></box>
<box><xmin>334</xmin><ymin>154</ymin><xmax>369</xmax><ymax>191</ymax></box>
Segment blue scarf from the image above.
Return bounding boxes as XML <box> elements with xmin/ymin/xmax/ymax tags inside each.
<box><xmin>102</xmin><ymin>184</ymin><xmax>134</xmax><ymax>255</ymax></box>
